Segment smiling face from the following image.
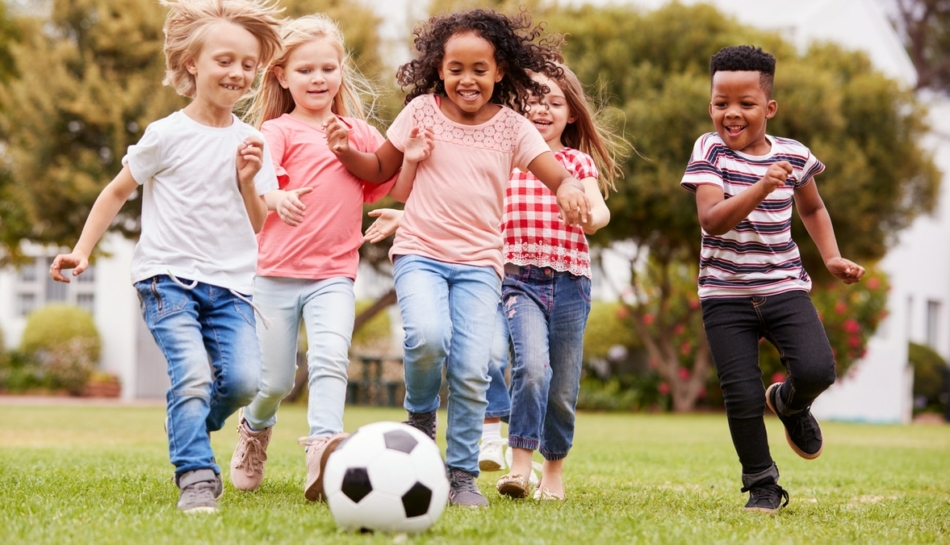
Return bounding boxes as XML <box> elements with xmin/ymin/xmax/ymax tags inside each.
<box><xmin>525</xmin><ymin>74</ymin><xmax>574</xmax><ymax>151</ymax></box>
<box><xmin>709</xmin><ymin>70</ymin><xmax>777</xmax><ymax>155</ymax></box>
<box><xmin>437</xmin><ymin>31</ymin><xmax>504</xmax><ymax>124</ymax></box>
<box><xmin>186</xmin><ymin>21</ymin><xmax>261</xmax><ymax>123</ymax></box>
<box><xmin>275</xmin><ymin>38</ymin><xmax>343</xmax><ymax>124</ymax></box>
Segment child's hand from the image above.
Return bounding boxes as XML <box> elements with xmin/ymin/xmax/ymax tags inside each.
<box><xmin>49</xmin><ymin>252</ymin><xmax>89</xmax><ymax>283</ymax></box>
<box><xmin>555</xmin><ymin>180</ymin><xmax>591</xmax><ymax>226</ymax></box>
<box><xmin>363</xmin><ymin>208</ymin><xmax>403</xmax><ymax>243</ymax></box>
<box><xmin>759</xmin><ymin>161</ymin><xmax>792</xmax><ymax>194</ymax></box>
<box><xmin>237</xmin><ymin>136</ymin><xmax>264</xmax><ymax>185</ymax></box>
<box><xmin>276</xmin><ymin>187</ymin><xmax>314</xmax><ymax>226</ymax></box>
<box><xmin>404</xmin><ymin>126</ymin><xmax>434</xmax><ymax>164</ymax></box>
<box><xmin>324</xmin><ymin>116</ymin><xmax>350</xmax><ymax>156</ymax></box>
<box><xmin>827</xmin><ymin>257</ymin><xmax>865</xmax><ymax>285</ymax></box>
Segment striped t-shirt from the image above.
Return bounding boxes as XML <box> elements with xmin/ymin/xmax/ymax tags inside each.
<box><xmin>680</xmin><ymin>132</ymin><xmax>825</xmax><ymax>299</ymax></box>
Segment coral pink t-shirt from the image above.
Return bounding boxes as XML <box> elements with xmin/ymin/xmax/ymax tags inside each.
<box><xmin>387</xmin><ymin>95</ymin><xmax>551</xmax><ymax>276</ymax></box>
<box><xmin>257</xmin><ymin>114</ymin><xmax>395</xmax><ymax>280</ymax></box>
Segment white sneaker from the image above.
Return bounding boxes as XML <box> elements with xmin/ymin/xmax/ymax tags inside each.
<box><xmin>504</xmin><ymin>444</ymin><xmax>541</xmax><ymax>486</ymax></box>
<box><xmin>478</xmin><ymin>438</ymin><xmax>507</xmax><ymax>472</ymax></box>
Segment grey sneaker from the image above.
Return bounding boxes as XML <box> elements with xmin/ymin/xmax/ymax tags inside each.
<box><xmin>229</xmin><ymin>417</ymin><xmax>272</xmax><ymax>491</ymax></box>
<box><xmin>403</xmin><ymin>411</ymin><xmax>437</xmax><ymax>441</ymax></box>
<box><xmin>300</xmin><ymin>433</ymin><xmax>349</xmax><ymax>502</ymax></box>
<box><xmin>448</xmin><ymin>468</ymin><xmax>488</xmax><ymax>508</ymax></box>
<box><xmin>177</xmin><ymin>469</ymin><xmax>220</xmax><ymax>513</ymax></box>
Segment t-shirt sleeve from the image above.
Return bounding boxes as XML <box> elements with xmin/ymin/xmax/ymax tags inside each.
<box><xmin>680</xmin><ymin>134</ymin><xmax>723</xmax><ymax>193</ymax></box>
<box><xmin>252</xmin><ymin>129</ymin><xmax>279</xmax><ymax>196</ymax></box>
<box><xmin>353</xmin><ymin>120</ymin><xmax>396</xmax><ymax>203</ymax></box>
<box><xmin>122</xmin><ymin>123</ymin><xmax>164</xmax><ymax>185</ymax></box>
<box><xmin>567</xmin><ymin>150</ymin><xmax>599</xmax><ymax>181</ymax></box>
<box><xmin>387</xmin><ymin>97</ymin><xmax>423</xmax><ymax>153</ymax></box>
<box><xmin>512</xmin><ymin>115</ymin><xmax>551</xmax><ymax>171</ymax></box>
<box><xmin>796</xmin><ymin>148</ymin><xmax>825</xmax><ymax>188</ymax></box>
<box><xmin>260</xmin><ymin>121</ymin><xmax>289</xmax><ymax>189</ymax></box>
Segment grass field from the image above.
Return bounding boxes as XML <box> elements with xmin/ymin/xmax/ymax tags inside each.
<box><xmin>1</xmin><ymin>401</ymin><xmax>948</xmax><ymax>544</ymax></box>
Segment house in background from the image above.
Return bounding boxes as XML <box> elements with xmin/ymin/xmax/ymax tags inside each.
<box><xmin>2</xmin><ymin>0</ymin><xmax>948</xmax><ymax>420</ymax></box>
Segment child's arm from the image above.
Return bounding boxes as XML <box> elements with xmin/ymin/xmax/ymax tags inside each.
<box><xmin>237</xmin><ymin>136</ymin><xmax>268</xmax><ymax>233</ymax></box>
<box><xmin>364</xmin><ymin>208</ymin><xmax>404</xmax><ymax>243</ymax></box>
<box><xmin>794</xmin><ymin>179</ymin><xmax>865</xmax><ymax>284</ymax></box>
<box><xmin>49</xmin><ymin>166</ymin><xmax>138</xmax><ymax>282</ymax></box>
<box><xmin>579</xmin><ymin>177</ymin><xmax>610</xmax><ymax>235</ymax></box>
<box><xmin>262</xmin><ymin>187</ymin><xmax>315</xmax><ymax>226</ymax></box>
<box><xmin>695</xmin><ymin>161</ymin><xmax>791</xmax><ymax>235</ymax></box>
<box><xmin>525</xmin><ymin>152</ymin><xmax>591</xmax><ymax>225</ymax></box>
<box><xmin>390</xmin><ymin>126</ymin><xmax>434</xmax><ymax>203</ymax></box>
<box><xmin>324</xmin><ymin>117</ymin><xmax>404</xmax><ymax>184</ymax></box>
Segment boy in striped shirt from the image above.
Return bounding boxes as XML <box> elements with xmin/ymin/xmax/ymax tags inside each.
<box><xmin>680</xmin><ymin>45</ymin><xmax>865</xmax><ymax>513</ymax></box>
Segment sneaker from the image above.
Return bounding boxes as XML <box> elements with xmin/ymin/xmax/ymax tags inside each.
<box><xmin>504</xmin><ymin>446</ymin><xmax>541</xmax><ymax>486</ymax></box>
<box><xmin>742</xmin><ymin>481</ymin><xmax>789</xmax><ymax>513</ymax></box>
<box><xmin>403</xmin><ymin>411</ymin><xmax>437</xmax><ymax>441</ymax></box>
<box><xmin>766</xmin><ymin>382</ymin><xmax>824</xmax><ymax>459</ymax></box>
<box><xmin>478</xmin><ymin>438</ymin><xmax>507</xmax><ymax>472</ymax></box>
<box><xmin>177</xmin><ymin>469</ymin><xmax>220</xmax><ymax>513</ymax></box>
<box><xmin>229</xmin><ymin>417</ymin><xmax>272</xmax><ymax>491</ymax></box>
<box><xmin>448</xmin><ymin>468</ymin><xmax>489</xmax><ymax>507</ymax></box>
<box><xmin>300</xmin><ymin>433</ymin><xmax>349</xmax><ymax>502</ymax></box>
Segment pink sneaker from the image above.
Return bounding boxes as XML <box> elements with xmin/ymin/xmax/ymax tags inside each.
<box><xmin>300</xmin><ymin>433</ymin><xmax>349</xmax><ymax>502</ymax></box>
<box><xmin>229</xmin><ymin>416</ymin><xmax>272</xmax><ymax>491</ymax></box>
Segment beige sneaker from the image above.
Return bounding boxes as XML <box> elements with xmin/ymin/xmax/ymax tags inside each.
<box><xmin>300</xmin><ymin>433</ymin><xmax>349</xmax><ymax>502</ymax></box>
<box><xmin>229</xmin><ymin>416</ymin><xmax>272</xmax><ymax>491</ymax></box>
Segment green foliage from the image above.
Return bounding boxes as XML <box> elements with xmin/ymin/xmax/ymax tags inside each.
<box><xmin>19</xmin><ymin>304</ymin><xmax>102</xmax><ymax>395</ymax></box>
<box><xmin>350</xmin><ymin>299</ymin><xmax>392</xmax><ymax>355</ymax></box>
<box><xmin>583</xmin><ymin>300</ymin><xmax>640</xmax><ymax>362</ymax></box>
<box><xmin>908</xmin><ymin>341</ymin><xmax>948</xmax><ymax>414</ymax></box>
<box><xmin>577</xmin><ymin>376</ymin><xmax>668</xmax><ymax>412</ymax></box>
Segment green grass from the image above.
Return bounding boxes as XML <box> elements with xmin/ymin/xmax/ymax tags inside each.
<box><xmin>1</xmin><ymin>403</ymin><xmax>948</xmax><ymax>544</ymax></box>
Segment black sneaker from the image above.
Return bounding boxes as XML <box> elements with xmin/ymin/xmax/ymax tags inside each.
<box><xmin>741</xmin><ymin>481</ymin><xmax>789</xmax><ymax>513</ymax></box>
<box><xmin>766</xmin><ymin>382</ymin><xmax>823</xmax><ymax>459</ymax></box>
<box><xmin>403</xmin><ymin>411</ymin><xmax>437</xmax><ymax>441</ymax></box>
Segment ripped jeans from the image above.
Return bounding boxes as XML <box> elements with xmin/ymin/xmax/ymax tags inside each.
<box><xmin>503</xmin><ymin>265</ymin><xmax>591</xmax><ymax>461</ymax></box>
<box><xmin>135</xmin><ymin>275</ymin><xmax>261</xmax><ymax>478</ymax></box>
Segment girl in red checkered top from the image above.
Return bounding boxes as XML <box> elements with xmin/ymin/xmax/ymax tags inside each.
<box><xmin>365</xmin><ymin>63</ymin><xmax>625</xmax><ymax>501</ymax></box>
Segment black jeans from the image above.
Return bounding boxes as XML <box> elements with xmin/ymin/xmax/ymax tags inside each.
<box><xmin>702</xmin><ymin>290</ymin><xmax>836</xmax><ymax>479</ymax></box>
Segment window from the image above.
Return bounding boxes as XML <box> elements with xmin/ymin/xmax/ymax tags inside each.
<box><xmin>17</xmin><ymin>293</ymin><xmax>36</xmax><ymax>317</ymax></box>
<box><xmin>12</xmin><ymin>256</ymin><xmax>97</xmax><ymax>317</ymax></box>
<box><xmin>926</xmin><ymin>300</ymin><xmax>941</xmax><ymax>349</ymax></box>
<box><xmin>77</xmin><ymin>293</ymin><xmax>96</xmax><ymax>314</ymax></box>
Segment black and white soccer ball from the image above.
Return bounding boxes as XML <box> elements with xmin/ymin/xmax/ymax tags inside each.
<box><xmin>323</xmin><ymin>421</ymin><xmax>449</xmax><ymax>534</ymax></box>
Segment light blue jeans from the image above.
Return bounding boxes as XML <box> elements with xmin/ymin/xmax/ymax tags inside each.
<box><xmin>243</xmin><ymin>276</ymin><xmax>354</xmax><ymax>437</ymax></box>
<box><xmin>503</xmin><ymin>265</ymin><xmax>591</xmax><ymax>461</ymax></box>
<box><xmin>485</xmin><ymin>302</ymin><xmax>512</xmax><ymax>420</ymax></box>
<box><xmin>135</xmin><ymin>275</ymin><xmax>261</xmax><ymax>478</ymax></box>
<box><xmin>393</xmin><ymin>255</ymin><xmax>500</xmax><ymax>475</ymax></box>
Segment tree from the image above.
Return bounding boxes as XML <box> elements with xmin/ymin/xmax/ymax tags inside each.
<box><xmin>539</xmin><ymin>2</ymin><xmax>940</xmax><ymax>411</ymax></box>
<box><xmin>0</xmin><ymin>0</ymin><xmax>26</xmax><ymax>265</ymax></box>
<box><xmin>894</xmin><ymin>0</ymin><xmax>950</xmax><ymax>92</ymax></box>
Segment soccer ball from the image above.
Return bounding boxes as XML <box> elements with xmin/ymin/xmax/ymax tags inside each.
<box><xmin>323</xmin><ymin>421</ymin><xmax>449</xmax><ymax>534</ymax></box>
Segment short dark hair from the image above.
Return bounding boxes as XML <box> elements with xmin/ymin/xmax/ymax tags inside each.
<box><xmin>709</xmin><ymin>45</ymin><xmax>775</xmax><ymax>96</ymax></box>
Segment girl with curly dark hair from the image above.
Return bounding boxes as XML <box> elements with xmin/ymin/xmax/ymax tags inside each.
<box><xmin>325</xmin><ymin>8</ymin><xmax>592</xmax><ymax>508</ymax></box>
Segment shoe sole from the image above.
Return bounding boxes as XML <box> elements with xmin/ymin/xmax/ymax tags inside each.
<box><xmin>479</xmin><ymin>459</ymin><xmax>504</xmax><ymax>472</ymax></box>
<box><xmin>744</xmin><ymin>505</ymin><xmax>782</xmax><ymax>515</ymax></box>
<box><xmin>765</xmin><ymin>383</ymin><xmax>823</xmax><ymax>460</ymax></box>
<box><xmin>304</xmin><ymin>434</ymin><xmax>347</xmax><ymax>502</ymax></box>
<box><xmin>181</xmin><ymin>505</ymin><xmax>218</xmax><ymax>514</ymax></box>
<box><xmin>496</xmin><ymin>475</ymin><xmax>530</xmax><ymax>499</ymax></box>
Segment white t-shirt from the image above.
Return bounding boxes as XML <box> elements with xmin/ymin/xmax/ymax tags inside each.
<box><xmin>123</xmin><ymin>110</ymin><xmax>278</xmax><ymax>294</ymax></box>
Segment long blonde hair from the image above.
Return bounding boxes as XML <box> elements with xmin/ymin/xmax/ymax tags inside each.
<box><xmin>543</xmin><ymin>64</ymin><xmax>626</xmax><ymax>197</ymax></box>
<box><xmin>160</xmin><ymin>0</ymin><xmax>283</xmax><ymax>99</ymax></box>
<box><xmin>244</xmin><ymin>14</ymin><xmax>377</xmax><ymax>128</ymax></box>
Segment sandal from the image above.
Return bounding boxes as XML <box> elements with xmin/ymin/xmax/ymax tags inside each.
<box><xmin>496</xmin><ymin>473</ymin><xmax>531</xmax><ymax>499</ymax></box>
<box><xmin>532</xmin><ymin>486</ymin><xmax>566</xmax><ymax>501</ymax></box>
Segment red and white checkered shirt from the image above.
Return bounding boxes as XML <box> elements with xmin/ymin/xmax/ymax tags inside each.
<box><xmin>502</xmin><ymin>148</ymin><xmax>598</xmax><ymax>278</ymax></box>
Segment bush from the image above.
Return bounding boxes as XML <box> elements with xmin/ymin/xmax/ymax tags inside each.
<box><xmin>0</xmin><ymin>325</ymin><xmax>7</xmax><ymax>369</ymax></box>
<box><xmin>20</xmin><ymin>304</ymin><xmax>101</xmax><ymax>395</ymax></box>
<box><xmin>350</xmin><ymin>299</ymin><xmax>393</xmax><ymax>355</ymax></box>
<box><xmin>909</xmin><ymin>341</ymin><xmax>947</xmax><ymax>415</ymax></box>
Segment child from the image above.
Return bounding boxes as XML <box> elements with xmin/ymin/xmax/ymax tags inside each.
<box><xmin>48</xmin><ymin>0</ymin><xmax>283</xmax><ymax>513</ymax></box>
<box><xmin>328</xmin><ymin>9</ymin><xmax>590</xmax><ymax>508</ymax></box>
<box><xmin>680</xmin><ymin>45</ymin><xmax>865</xmax><ymax>513</ymax></box>
<box><xmin>495</xmin><ymin>64</ymin><xmax>619</xmax><ymax>502</ymax></box>
<box><xmin>228</xmin><ymin>14</ymin><xmax>396</xmax><ymax>502</ymax></box>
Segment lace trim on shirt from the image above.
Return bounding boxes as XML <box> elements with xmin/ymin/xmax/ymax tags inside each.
<box><xmin>505</xmin><ymin>241</ymin><xmax>592</xmax><ymax>278</ymax></box>
<box><xmin>410</xmin><ymin>98</ymin><xmax>522</xmax><ymax>153</ymax></box>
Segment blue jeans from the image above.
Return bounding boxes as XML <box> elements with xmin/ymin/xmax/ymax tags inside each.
<box><xmin>485</xmin><ymin>302</ymin><xmax>512</xmax><ymax>420</ymax></box>
<box><xmin>701</xmin><ymin>290</ymin><xmax>836</xmax><ymax>479</ymax></box>
<box><xmin>135</xmin><ymin>275</ymin><xmax>261</xmax><ymax>478</ymax></box>
<box><xmin>243</xmin><ymin>276</ymin><xmax>354</xmax><ymax>437</ymax></box>
<box><xmin>503</xmin><ymin>265</ymin><xmax>590</xmax><ymax>461</ymax></box>
<box><xmin>393</xmin><ymin>255</ymin><xmax>500</xmax><ymax>475</ymax></box>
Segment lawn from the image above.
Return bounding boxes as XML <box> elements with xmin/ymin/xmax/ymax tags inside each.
<box><xmin>1</xmin><ymin>402</ymin><xmax>948</xmax><ymax>544</ymax></box>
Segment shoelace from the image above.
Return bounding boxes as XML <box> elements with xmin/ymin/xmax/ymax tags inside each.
<box><xmin>405</xmin><ymin>412</ymin><xmax>437</xmax><ymax>439</ymax></box>
<box><xmin>742</xmin><ymin>483</ymin><xmax>789</xmax><ymax>508</ymax></box>
<box><xmin>790</xmin><ymin>410</ymin><xmax>820</xmax><ymax>440</ymax></box>
<box><xmin>236</xmin><ymin>434</ymin><xmax>267</xmax><ymax>476</ymax></box>
<box><xmin>449</xmin><ymin>469</ymin><xmax>479</xmax><ymax>494</ymax></box>
<box><xmin>298</xmin><ymin>435</ymin><xmax>330</xmax><ymax>450</ymax></box>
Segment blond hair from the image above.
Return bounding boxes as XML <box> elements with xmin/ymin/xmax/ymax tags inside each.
<box><xmin>244</xmin><ymin>14</ymin><xmax>378</xmax><ymax>128</ymax></box>
<box><xmin>544</xmin><ymin>64</ymin><xmax>626</xmax><ymax>197</ymax></box>
<box><xmin>160</xmin><ymin>0</ymin><xmax>283</xmax><ymax>98</ymax></box>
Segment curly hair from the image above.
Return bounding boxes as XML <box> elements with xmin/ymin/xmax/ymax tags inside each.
<box><xmin>396</xmin><ymin>8</ymin><xmax>564</xmax><ymax>111</ymax></box>
<box><xmin>709</xmin><ymin>45</ymin><xmax>776</xmax><ymax>97</ymax></box>
<box><xmin>161</xmin><ymin>0</ymin><xmax>283</xmax><ymax>99</ymax></box>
